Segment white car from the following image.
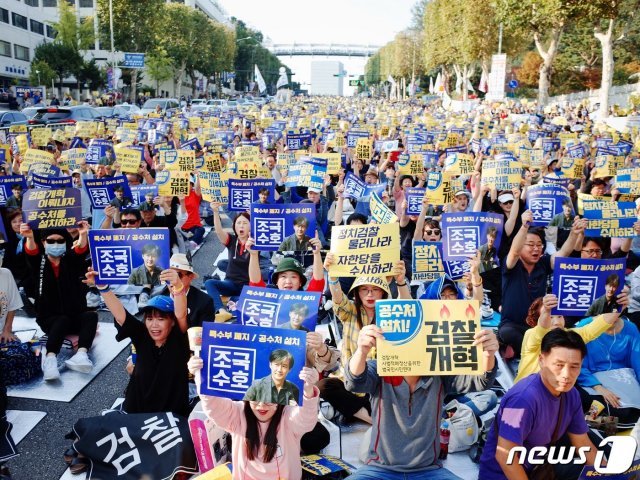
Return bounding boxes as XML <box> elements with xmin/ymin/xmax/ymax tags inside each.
<box><xmin>140</xmin><ymin>98</ymin><xmax>180</xmax><ymax>115</ymax></box>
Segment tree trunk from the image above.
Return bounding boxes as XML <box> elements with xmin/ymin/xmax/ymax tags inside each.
<box><xmin>175</xmin><ymin>62</ymin><xmax>186</xmax><ymax>99</ymax></box>
<box><xmin>462</xmin><ymin>65</ymin><xmax>471</xmax><ymax>102</ymax></box>
<box><xmin>130</xmin><ymin>69</ymin><xmax>138</xmax><ymax>104</ymax></box>
<box><xmin>596</xmin><ymin>19</ymin><xmax>615</xmax><ymax>118</ymax></box>
<box><xmin>190</xmin><ymin>73</ymin><xmax>198</xmax><ymax>97</ymax></box>
<box><xmin>534</xmin><ymin>28</ymin><xmax>563</xmax><ymax>106</ymax></box>
<box><xmin>453</xmin><ymin>65</ymin><xmax>462</xmax><ymax>97</ymax></box>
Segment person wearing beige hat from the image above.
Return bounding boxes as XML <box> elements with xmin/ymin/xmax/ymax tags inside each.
<box><xmin>168</xmin><ymin>253</ymin><xmax>213</xmax><ymax>328</ymax></box>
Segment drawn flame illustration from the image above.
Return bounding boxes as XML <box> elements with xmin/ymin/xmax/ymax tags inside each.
<box><xmin>466</xmin><ymin>304</ymin><xmax>476</xmax><ymax>320</ymax></box>
<box><xmin>440</xmin><ymin>305</ymin><xmax>450</xmax><ymax>320</ymax></box>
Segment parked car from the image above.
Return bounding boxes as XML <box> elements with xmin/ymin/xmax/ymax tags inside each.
<box><xmin>206</xmin><ymin>99</ymin><xmax>226</xmax><ymax>108</ymax></box>
<box><xmin>140</xmin><ymin>98</ymin><xmax>180</xmax><ymax>115</ymax></box>
<box><xmin>0</xmin><ymin>109</ymin><xmax>28</xmax><ymax>127</ymax></box>
<box><xmin>190</xmin><ymin>99</ymin><xmax>207</xmax><ymax>105</ymax></box>
<box><xmin>28</xmin><ymin>106</ymin><xmax>102</xmax><ymax>125</ymax></box>
<box><xmin>19</xmin><ymin>107</ymin><xmax>40</xmax><ymax>120</ymax></box>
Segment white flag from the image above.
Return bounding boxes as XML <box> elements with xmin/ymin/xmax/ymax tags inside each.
<box><xmin>479</xmin><ymin>70</ymin><xmax>488</xmax><ymax>93</ymax></box>
<box><xmin>276</xmin><ymin>70</ymin><xmax>288</xmax><ymax>89</ymax></box>
<box><xmin>254</xmin><ymin>65</ymin><xmax>267</xmax><ymax>94</ymax></box>
<box><xmin>429</xmin><ymin>77</ymin><xmax>434</xmax><ymax>94</ymax></box>
<box><xmin>434</xmin><ymin>73</ymin><xmax>444</xmax><ymax>96</ymax></box>
<box><xmin>466</xmin><ymin>78</ymin><xmax>475</xmax><ymax>92</ymax></box>
<box><xmin>387</xmin><ymin>74</ymin><xmax>396</xmax><ymax>85</ymax></box>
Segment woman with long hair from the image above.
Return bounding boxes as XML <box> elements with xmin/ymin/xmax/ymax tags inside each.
<box><xmin>187</xmin><ymin>356</ymin><xmax>320</xmax><ymax>480</ymax></box>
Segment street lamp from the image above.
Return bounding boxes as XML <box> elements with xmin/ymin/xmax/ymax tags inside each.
<box><xmin>36</xmin><ymin>69</ymin><xmax>40</xmax><ymax>86</ymax></box>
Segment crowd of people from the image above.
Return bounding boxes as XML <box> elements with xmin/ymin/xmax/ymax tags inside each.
<box><xmin>0</xmin><ymin>92</ymin><xmax>639</xmax><ymax>480</ymax></box>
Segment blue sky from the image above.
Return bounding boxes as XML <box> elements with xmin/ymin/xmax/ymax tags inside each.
<box><xmin>217</xmin><ymin>0</ymin><xmax>416</xmax><ymax>47</ymax></box>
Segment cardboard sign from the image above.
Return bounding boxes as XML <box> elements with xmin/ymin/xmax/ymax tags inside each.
<box><xmin>237</xmin><ymin>286</ymin><xmax>321</xmax><ymax>331</ymax></box>
<box><xmin>424</xmin><ymin>172</ymin><xmax>453</xmax><ymax>206</ymax></box>
<box><xmin>22</xmin><ymin>188</ymin><xmax>82</xmax><ymax>229</ymax></box>
<box><xmin>88</xmin><ymin>228</ymin><xmax>170</xmax><ymax>285</ymax></box>
<box><xmin>329</xmin><ymin>223</ymin><xmax>400</xmax><ymax>277</ymax></box>
<box><xmin>200</xmin><ymin>322</ymin><xmax>307</xmax><ymax>405</ymax></box>
<box><xmin>376</xmin><ymin>299</ymin><xmax>482</xmax><ymax>376</ymax></box>
<box><xmin>156</xmin><ymin>170</ymin><xmax>191</xmax><ymax>197</ymax></box>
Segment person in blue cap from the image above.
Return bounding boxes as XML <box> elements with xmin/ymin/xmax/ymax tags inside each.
<box><xmin>85</xmin><ymin>266</ymin><xmax>190</xmax><ymax>416</ymax></box>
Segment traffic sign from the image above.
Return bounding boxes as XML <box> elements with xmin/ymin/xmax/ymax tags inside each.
<box><xmin>508</xmin><ymin>79</ymin><xmax>519</xmax><ymax>89</ymax></box>
<box><xmin>349</xmin><ymin>80</ymin><xmax>363</xmax><ymax>86</ymax></box>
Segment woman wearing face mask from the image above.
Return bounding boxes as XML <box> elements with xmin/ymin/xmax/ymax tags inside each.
<box><xmin>20</xmin><ymin>222</ymin><xmax>98</xmax><ymax>382</ymax></box>
<box><xmin>187</xmin><ymin>356</ymin><xmax>320</xmax><ymax>480</ymax></box>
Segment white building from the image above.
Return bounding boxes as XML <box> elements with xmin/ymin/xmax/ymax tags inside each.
<box><xmin>310</xmin><ymin>61</ymin><xmax>344</xmax><ymax>96</ymax></box>
<box><xmin>0</xmin><ymin>0</ymin><xmax>229</xmax><ymax>96</ymax></box>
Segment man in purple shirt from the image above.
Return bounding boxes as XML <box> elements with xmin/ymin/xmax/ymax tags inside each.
<box><xmin>479</xmin><ymin>329</ymin><xmax>599</xmax><ymax>479</ymax></box>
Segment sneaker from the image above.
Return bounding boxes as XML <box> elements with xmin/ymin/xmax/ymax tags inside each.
<box><xmin>138</xmin><ymin>292</ymin><xmax>150</xmax><ymax>309</ymax></box>
<box><xmin>86</xmin><ymin>291</ymin><xmax>101</xmax><ymax>308</ymax></box>
<box><xmin>65</xmin><ymin>351</ymin><xmax>93</xmax><ymax>374</ymax></box>
<box><xmin>42</xmin><ymin>355</ymin><xmax>60</xmax><ymax>381</ymax></box>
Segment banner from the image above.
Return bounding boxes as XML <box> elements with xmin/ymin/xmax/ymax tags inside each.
<box><xmin>84</xmin><ymin>177</ymin><xmax>133</xmax><ymax>210</ymax></box>
<box><xmin>200</xmin><ymin>322</ymin><xmax>307</xmax><ymax>405</ymax></box>
<box><xmin>156</xmin><ymin>170</ymin><xmax>191</xmax><ymax>197</ymax></box>
<box><xmin>405</xmin><ymin>187</ymin><xmax>426</xmax><ymax>215</ymax></box>
<box><xmin>32</xmin><ymin>173</ymin><xmax>72</xmax><ymax>189</ymax></box>
<box><xmin>237</xmin><ymin>286</ymin><xmax>320</xmax><ymax>331</ymax></box>
<box><xmin>441</xmin><ymin>212</ymin><xmax>503</xmax><ymax>262</ymax></box>
<box><xmin>552</xmin><ymin>257</ymin><xmax>626</xmax><ymax>316</ymax></box>
<box><xmin>22</xmin><ymin>188</ymin><xmax>82</xmax><ymax>229</ymax></box>
<box><xmin>412</xmin><ymin>241</ymin><xmax>445</xmax><ymax>282</ymax></box>
<box><xmin>227</xmin><ymin>179</ymin><xmax>276</xmax><ymax>211</ymax></box>
<box><xmin>481</xmin><ymin>160</ymin><xmax>523</xmax><ymax>190</ymax></box>
<box><xmin>526</xmin><ymin>184</ymin><xmax>573</xmax><ymax>227</ymax></box>
<box><xmin>424</xmin><ymin>172</ymin><xmax>453</xmax><ymax>206</ymax></box>
<box><xmin>582</xmin><ymin>199</ymin><xmax>637</xmax><ymax>237</ymax></box>
<box><xmin>250</xmin><ymin>203</ymin><xmax>317</xmax><ymax>251</ymax></box>
<box><xmin>329</xmin><ymin>222</ymin><xmax>400</xmax><ymax>277</ymax></box>
<box><xmin>376</xmin><ymin>299</ymin><xmax>482</xmax><ymax>376</ymax></box>
<box><xmin>370</xmin><ymin>191</ymin><xmax>397</xmax><ymax>224</ymax></box>
<box><xmin>88</xmin><ymin>228</ymin><xmax>170</xmax><ymax>285</ymax></box>
<box><xmin>0</xmin><ymin>175</ymin><xmax>27</xmax><ymax>206</ymax></box>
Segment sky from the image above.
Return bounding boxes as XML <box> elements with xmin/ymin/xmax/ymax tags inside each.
<box><xmin>216</xmin><ymin>0</ymin><xmax>416</xmax><ymax>46</ymax></box>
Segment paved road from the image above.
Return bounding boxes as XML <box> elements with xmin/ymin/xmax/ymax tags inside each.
<box><xmin>6</xmin><ymin>220</ymin><xmax>226</xmax><ymax>479</ymax></box>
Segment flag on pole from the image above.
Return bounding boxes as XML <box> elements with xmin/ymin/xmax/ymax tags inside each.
<box><xmin>254</xmin><ymin>65</ymin><xmax>267</xmax><ymax>94</ymax></box>
<box><xmin>466</xmin><ymin>79</ymin><xmax>475</xmax><ymax>92</ymax></box>
<box><xmin>276</xmin><ymin>69</ymin><xmax>289</xmax><ymax>89</ymax></box>
<box><xmin>479</xmin><ymin>70</ymin><xmax>488</xmax><ymax>93</ymax></box>
<box><xmin>434</xmin><ymin>73</ymin><xmax>443</xmax><ymax>96</ymax></box>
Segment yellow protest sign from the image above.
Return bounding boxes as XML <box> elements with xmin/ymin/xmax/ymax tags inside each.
<box><xmin>443</xmin><ymin>153</ymin><xmax>474</xmax><ymax>175</ymax></box>
<box><xmin>592</xmin><ymin>155</ymin><xmax>619</xmax><ymax>178</ymax></box>
<box><xmin>199</xmin><ymin>170</ymin><xmax>229</xmax><ymax>203</ymax></box>
<box><xmin>30</xmin><ymin>128</ymin><xmax>52</xmax><ymax>147</ymax></box>
<box><xmin>188</xmin><ymin>117</ymin><xmax>202</xmax><ymax>129</ymax></box>
<box><xmin>156</xmin><ymin>170</ymin><xmax>191</xmax><ymax>197</ymax></box>
<box><xmin>9</xmin><ymin>125</ymin><xmax>27</xmax><ymax>134</ymax></box>
<box><xmin>424</xmin><ymin>172</ymin><xmax>453</xmax><ymax>206</ymax></box>
<box><xmin>481</xmin><ymin>160</ymin><xmax>523</xmax><ymax>190</ymax></box>
<box><xmin>59</xmin><ymin>148</ymin><xmax>87</xmax><ymax>171</ymax></box>
<box><xmin>329</xmin><ymin>222</ymin><xmax>400</xmax><ymax>277</ymax></box>
<box><xmin>173</xmin><ymin>149</ymin><xmax>196</xmax><ymax>172</ymax></box>
<box><xmin>158</xmin><ymin>149</ymin><xmax>178</xmax><ymax>168</ymax></box>
<box><xmin>558</xmin><ymin>132</ymin><xmax>578</xmax><ymax>147</ymax></box>
<box><xmin>397</xmin><ymin>154</ymin><xmax>423</xmax><ymax>176</ymax></box>
<box><xmin>355</xmin><ymin>138</ymin><xmax>372</xmax><ymax>162</ymax></box>
<box><xmin>115</xmin><ymin>128</ymin><xmax>136</xmax><ymax>143</ymax></box>
<box><xmin>116</xmin><ymin>148</ymin><xmax>142</xmax><ymax>174</ymax></box>
<box><xmin>203</xmin><ymin>154</ymin><xmax>224</xmax><ymax>173</ymax></box>
<box><xmin>75</xmin><ymin>121</ymin><xmax>97</xmax><ymax>138</ymax></box>
<box><xmin>412</xmin><ymin>241</ymin><xmax>445</xmax><ymax>282</ymax></box>
<box><xmin>276</xmin><ymin>152</ymin><xmax>296</xmax><ymax>169</ymax></box>
<box><xmin>376</xmin><ymin>300</ymin><xmax>482</xmax><ymax>376</ymax></box>
<box><xmin>334</xmin><ymin>134</ymin><xmax>346</xmax><ymax>148</ymax></box>
<box><xmin>561</xmin><ymin>157</ymin><xmax>585</xmax><ymax>179</ymax></box>
<box><xmin>14</xmin><ymin>135</ymin><xmax>29</xmax><ymax>154</ymax></box>
<box><xmin>370</xmin><ymin>191</ymin><xmax>398</xmax><ymax>224</ymax></box>
<box><xmin>313</xmin><ymin>153</ymin><xmax>341</xmax><ymax>175</ymax></box>
<box><xmin>229</xmin><ymin>161</ymin><xmax>259</xmax><ymax>179</ymax></box>
<box><xmin>23</xmin><ymin>148</ymin><xmax>54</xmax><ymax>167</ymax></box>
<box><xmin>234</xmin><ymin>146</ymin><xmax>260</xmax><ymax>163</ymax></box>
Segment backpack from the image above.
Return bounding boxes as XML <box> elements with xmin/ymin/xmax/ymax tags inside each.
<box><xmin>0</xmin><ymin>341</ymin><xmax>41</xmax><ymax>386</ymax></box>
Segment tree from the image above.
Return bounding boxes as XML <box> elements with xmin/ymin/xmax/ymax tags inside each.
<box><xmin>48</xmin><ymin>0</ymin><xmax>95</xmax><ymax>51</ymax></box>
<box><xmin>32</xmin><ymin>42</ymin><xmax>83</xmax><ymax>97</ymax></box>
<box><xmin>145</xmin><ymin>48</ymin><xmax>174</xmax><ymax>96</ymax></box>
<box><xmin>29</xmin><ymin>60</ymin><xmax>56</xmax><ymax>88</ymax></box>
<box><xmin>516</xmin><ymin>51</ymin><xmax>544</xmax><ymax>87</ymax></box>
<box><xmin>77</xmin><ymin>59</ymin><xmax>105</xmax><ymax>91</ymax></box>
<box><xmin>96</xmin><ymin>0</ymin><xmax>165</xmax><ymax>100</ymax></box>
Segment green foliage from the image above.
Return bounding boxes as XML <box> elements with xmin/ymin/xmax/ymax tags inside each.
<box><xmin>33</xmin><ymin>42</ymin><xmax>83</xmax><ymax>82</ymax></box>
<box><xmin>48</xmin><ymin>0</ymin><xmax>94</xmax><ymax>51</ymax></box>
<box><xmin>145</xmin><ymin>48</ymin><xmax>174</xmax><ymax>86</ymax></box>
<box><xmin>76</xmin><ymin>59</ymin><xmax>105</xmax><ymax>90</ymax></box>
<box><xmin>29</xmin><ymin>60</ymin><xmax>57</xmax><ymax>87</ymax></box>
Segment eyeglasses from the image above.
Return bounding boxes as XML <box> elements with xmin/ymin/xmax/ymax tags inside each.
<box><xmin>121</xmin><ymin>219</ymin><xmax>139</xmax><ymax>225</ymax></box>
<box><xmin>582</xmin><ymin>248</ymin><xmax>603</xmax><ymax>256</ymax></box>
<box><xmin>424</xmin><ymin>229</ymin><xmax>441</xmax><ymax>236</ymax></box>
<box><xmin>501</xmin><ymin>200</ymin><xmax>514</xmax><ymax>205</ymax></box>
<box><xmin>524</xmin><ymin>243</ymin><xmax>543</xmax><ymax>250</ymax></box>
<box><xmin>45</xmin><ymin>238</ymin><xmax>66</xmax><ymax>244</ymax></box>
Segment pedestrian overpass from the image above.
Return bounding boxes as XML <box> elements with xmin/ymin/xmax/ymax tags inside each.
<box><xmin>267</xmin><ymin>43</ymin><xmax>382</xmax><ymax>57</ymax></box>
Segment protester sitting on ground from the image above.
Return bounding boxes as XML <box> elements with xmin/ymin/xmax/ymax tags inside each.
<box><xmin>86</xmin><ymin>267</ymin><xmax>190</xmax><ymax>416</ymax></box>
<box><xmin>205</xmin><ymin>204</ymin><xmax>251</xmax><ymax>319</ymax></box>
<box><xmin>344</xmin><ymin>322</ymin><xmax>498</xmax><ymax>479</ymax></box>
<box><xmin>574</xmin><ymin>312</ymin><xmax>640</xmax><ymax>429</ymax></box>
<box><xmin>180</xmin><ymin>178</ymin><xmax>205</xmax><ymax>249</ymax></box>
<box><xmin>515</xmin><ymin>293</ymin><xmax>628</xmax><ymax>383</ymax></box>
<box><xmin>21</xmin><ymin>223</ymin><xmax>97</xmax><ymax>381</ymax></box>
<box><xmin>2</xmin><ymin>208</ymin><xmax>35</xmax><ymax>315</ymax></box>
<box><xmin>188</xmin><ymin>355</ymin><xmax>320</xmax><ymax>480</ymax></box>
<box><xmin>499</xmin><ymin>210</ymin><xmax>584</xmax><ymax>357</ymax></box>
<box><xmin>479</xmin><ymin>329</ymin><xmax>601</xmax><ymax>480</ymax></box>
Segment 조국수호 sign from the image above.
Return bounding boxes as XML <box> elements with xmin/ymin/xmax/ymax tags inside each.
<box><xmin>441</xmin><ymin>212</ymin><xmax>503</xmax><ymax>262</ymax></box>
<box><xmin>250</xmin><ymin>203</ymin><xmax>317</xmax><ymax>251</ymax></box>
<box><xmin>375</xmin><ymin>299</ymin><xmax>482</xmax><ymax>376</ymax></box>
<box><xmin>227</xmin><ymin>179</ymin><xmax>276</xmax><ymax>212</ymax></box>
<box><xmin>237</xmin><ymin>286</ymin><xmax>320</xmax><ymax>331</ymax></box>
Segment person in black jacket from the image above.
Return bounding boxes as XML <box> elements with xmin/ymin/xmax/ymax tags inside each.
<box><xmin>167</xmin><ymin>253</ymin><xmax>214</xmax><ymax>327</ymax></box>
<box><xmin>20</xmin><ymin>223</ymin><xmax>97</xmax><ymax>381</ymax></box>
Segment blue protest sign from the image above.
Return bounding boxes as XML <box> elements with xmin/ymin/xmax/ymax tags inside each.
<box><xmin>86</xmin><ymin>139</ymin><xmax>115</xmax><ymax>165</ymax></box>
<box><xmin>130</xmin><ymin>184</ymin><xmax>159</xmax><ymax>207</ymax></box>
<box><xmin>286</xmin><ymin>133</ymin><xmax>312</xmax><ymax>151</ymax></box>
<box><xmin>422</xmin><ymin>150</ymin><xmax>439</xmax><ymax>168</ymax></box>
<box><xmin>122</xmin><ymin>53</ymin><xmax>145</xmax><ymax>68</ymax></box>
<box><xmin>552</xmin><ymin>257</ymin><xmax>626</xmax><ymax>316</ymax></box>
<box><xmin>200</xmin><ymin>322</ymin><xmax>307</xmax><ymax>405</ymax></box>
<box><xmin>412</xmin><ymin>241</ymin><xmax>445</xmax><ymax>282</ymax></box>
<box><xmin>84</xmin><ymin>176</ymin><xmax>133</xmax><ymax>209</ymax></box>
<box><xmin>32</xmin><ymin>173</ymin><xmax>72</xmax><ymax>189</ymax></box>
<box><xmin>405</xmin><ymin>187</ymin><xmax>425</xmax><ymax>216</ymax></box>
<box><xmin>526</xmin><ymin>184</ymin><xmax>573</xmax><ymax>227</ymax></box>
<box><xmin>88</xmin><ymin>228</ymin><xmax>170</xmax><ymax>285</ymax></box>
<box><xmin>0</xmin><ymin>175</ymin><xmax>27</xmax><ymax>206</ymax></box>
<box><xmin>567</xmin><ymin>142</ymin><xmax>588</xmax><ymax>159</ymax></box>
<box><xmin>250</xmin><ymin>203</ymin><xmax>317</xmax><ymax>251</ymax></box>
<box><xmin>22</xmin><ymin>188</ymin><xmax>82</xmax><ymax>230</ymax></box>
<box><xmin>237</xmin><ymin>286</ymin><xmax>320</xmax><ymax>331</ymax></box>
<box><xmin>582</xmin><ymin>200</ymin><xmax>637</xmax><ymax>237</ymax></box>
<box><xmin>441</xmin><ymin>212</ymin><xmax>504</xmax><ymax>263</ymax></box>
<box><xmin>542</xmin><ymin>138</ymin><xmax>561</xmax><ymax>152</ymax></box>
<box><xmin>227</xmin><ymin>179</ymin><xmax>276</xmax><ymax>212</ymax></box>
<box><xmin>542</xmin><ymin>175</ymin><xmax>571</xmax><ymax>189</ymax></box>
<box><xmin>284</xmin><ymin>157</ymin><xmax>327</xmax><ymax>189</ymax></box>
<box><xmin>180</xmin><ymin>137</ymin><xmax>202</xmax><ymax>151</ymax></box>
<box><xmin>346</xmin><ymin>131</ymin><xmax>369</xmax><ymax>148</ymax></box>
<box><xmin>508</xmin><ymin>79</ymin><xmax>518</xmax><ymax>89</ymax></box>
<box><xmin>343</xmin><ymin>172</ymin><xmax>366</xmax><ymax>200</ymax></box>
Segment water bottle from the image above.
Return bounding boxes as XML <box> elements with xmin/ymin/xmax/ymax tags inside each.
<box><xmin>439</xmin><ymin>420</ymin><xmax>450</xmax><ymax>460</ymax></box>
